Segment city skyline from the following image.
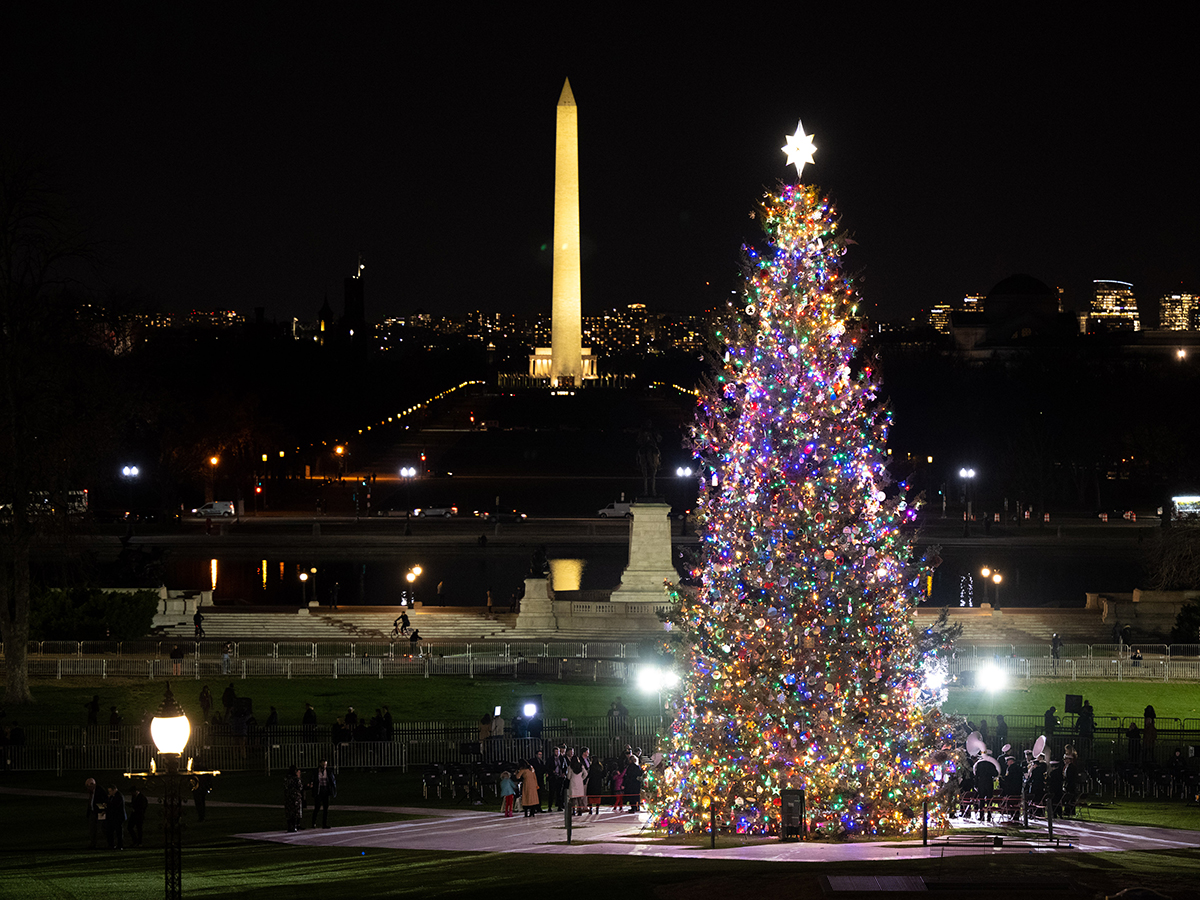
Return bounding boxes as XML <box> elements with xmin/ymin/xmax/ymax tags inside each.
<box><xmin>5</xmin><ymin>9</ymin><xmax>1199</xmax><ymax>326</ymax></box>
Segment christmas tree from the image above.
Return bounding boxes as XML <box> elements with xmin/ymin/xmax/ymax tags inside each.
<box><xmin>652</xmin><ymin>122</ymin><xmax>950</xmax><ymax>837</ymax></box>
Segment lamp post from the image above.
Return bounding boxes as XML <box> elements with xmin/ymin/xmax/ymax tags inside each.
<box><xmin>121</xmin><ymin>465</ymin><xmax>139</xmax><ymax>530</ymax></box>
<box><xmin>208</xmin><ymin>456</ymin><xmax>219</xmax><ymax>503</ymax></box>
<box><xmin>981</xmin><ymin>567</ymin><xmax>1002</xmax><ymax>609</ymax></box>
<box><xmin>124</xmin><ymin>684</ymin><xmax>218</xmax><ymax>900</ymax></box>
<box><xmin>405</xmin><ymin>565</ymin><xmax>423</xmax><ymax>606</ymax></box>
<box><xmin>959</xmin><ymin>467</ymin><xmax>976</xmax><ymax>537</ymax></box>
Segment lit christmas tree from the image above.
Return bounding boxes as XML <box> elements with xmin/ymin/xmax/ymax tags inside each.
<box><xmin>652</xmin><ymin>122</ymin><xmax>950</xmax><ymax>837</ymax></box>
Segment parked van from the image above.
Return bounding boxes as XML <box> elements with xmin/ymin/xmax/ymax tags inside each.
<box><xmin>598</xmin><ymin>502</ymin><xmax>632</xmax><ymax>518</ymax></box>
<box><xmin>192</xmin><ymin>501</ymin><xmax>235</xmax><ymax>517</ymax></box>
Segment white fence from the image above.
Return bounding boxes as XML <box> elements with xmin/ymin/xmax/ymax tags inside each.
<box><xmin>19</xmin><ymin>639</ymin><xmax>642</xmax><ymax>660</ymax></box>
<box><xmin>948</xmin><ymin>656</ymin><xmax>1200</xmax><ymax>682</ymax></box>
<box><xmin>27</xmin><ymin>655</ymin><xmax>635</xmax><ymax>683</ymax></box>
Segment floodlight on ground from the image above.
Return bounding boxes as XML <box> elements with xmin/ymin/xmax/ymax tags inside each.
<box><xmin>637</xmin><ymin>664</ymin><xmax>681</xmax><ymax>695</ymax></box>
<box><xmin>977</xmin><ymin>663</ymin><xmax>1007</xmax><ymax>692</ymax></box>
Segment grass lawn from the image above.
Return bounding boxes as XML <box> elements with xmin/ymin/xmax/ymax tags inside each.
<box><xmin>5</xmin><ymin>676</ymin><xmax>1196</xmax><ymax>731</ymax></box>
<box><xmin>0</xmin><ymin>677</ymin><xmax>660</xmax><ymax>729</ymax></box>
<box><xmin>942</xmin><ymin>680</ymin><xmax>1200</xmax><ymax>723</ymax></box>
<box><xmin>3</xmin><ymin>768</ymin><xmax>1200</xmax><ymax>898</ymax></box>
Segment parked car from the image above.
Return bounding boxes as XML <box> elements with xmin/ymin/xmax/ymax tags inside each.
<box><xmin>598</xmin><ymin>502</ymin><xmax>632</xmax><ymax>518</ymax></box>
<box><xmin>412</xmin><ymin>505</ymin><xmax>458</xmax><ymax>518</ymax></box>
<box><xmin>192</xmin><ymin>501</ymin><xmax>235</xmax><ymax>517</ymax></box>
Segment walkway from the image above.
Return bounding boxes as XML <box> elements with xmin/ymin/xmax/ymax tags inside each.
<box><xmin>238</xmin><ymin>805</ymin><xmax>1200</xmax><ymax>861</ymax></box>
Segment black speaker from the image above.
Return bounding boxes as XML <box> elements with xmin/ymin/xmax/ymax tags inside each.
<box><xmin>1064</xmin><ymin>694</ymin><xmax>1083</xmax><ymax>713</ymax></box>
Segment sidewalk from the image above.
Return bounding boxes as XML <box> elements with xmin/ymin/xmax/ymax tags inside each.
<box><xmin>238</xmin><ymin>805</ymin><xmax>1200</xmax><ymax>861</ymax></box>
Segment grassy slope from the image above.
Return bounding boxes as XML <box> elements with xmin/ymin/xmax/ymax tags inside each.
<box><xmin>5</xmin><ymin>676</ymin><xmax>1197</xmax><ymax>728</ymax></box>
<box><xmin>0</xmin><ymin>677</ymin><xmax>660</xmax><ymax>728</ymax></box>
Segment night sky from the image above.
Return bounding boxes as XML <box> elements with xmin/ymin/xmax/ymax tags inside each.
<box><xmin>6</xmin><ymin>7</ymin><xmax>1199</xmax><ymax>325</ymax></box>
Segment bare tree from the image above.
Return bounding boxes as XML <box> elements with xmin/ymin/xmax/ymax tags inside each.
<box><xmin>0</xmin><ymin>150</ymin><xmax>96</xmax><ymax>705</ymax></box>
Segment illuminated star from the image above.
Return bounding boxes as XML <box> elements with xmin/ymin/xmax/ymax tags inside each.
<box><xmin>781</xmin><ymin>120</ymin><xmax>816</xmax><ymax>180</ymax></box>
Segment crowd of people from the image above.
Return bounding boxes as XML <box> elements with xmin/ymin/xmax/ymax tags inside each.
<box><xmin>494</xmin><ymin>744</ymin><xmax>646</xmax><ymax>818</ymax></box>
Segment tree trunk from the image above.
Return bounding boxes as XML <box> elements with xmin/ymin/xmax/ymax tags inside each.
<box><xmin>0</xmin><ymin>536</ymin><xmax>35</xmax><ymax>704</ymax></box>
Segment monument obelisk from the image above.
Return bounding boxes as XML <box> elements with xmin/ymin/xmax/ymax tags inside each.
<box><xmin>550</xmin><ymin>78</ymin><xmax>583</xmax><ymax>386</ymax></box>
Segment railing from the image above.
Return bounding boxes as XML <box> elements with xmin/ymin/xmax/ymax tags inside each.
<box><xmin>18</xmin><ymin>639</ymin><xmax>647</xmax><ymax>660</ymax></box>
<box><xmin>954</xmin><ymin>642</ymin><xmax>1177</xmax><ymax>660</ymax></box>
<box><xmin>2</xmin><ymin>721</ymin><xmax>665</xmax><ymax>774</ymax></box>
<box><xmin>22</xmin><ymin>638</ymin><xmax>1200</xmax><ymax>663</ymax></box>
<box><xmin>24</xmin><ymin>654</ymin><xmax>639</xmax><ymax>683</ymax></box>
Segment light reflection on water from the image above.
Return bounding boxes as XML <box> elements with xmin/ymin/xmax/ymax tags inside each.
<box><xmin>165</xmin><ymin>547</ymin><xmax>638</xmax><ymax>607</ymax></box>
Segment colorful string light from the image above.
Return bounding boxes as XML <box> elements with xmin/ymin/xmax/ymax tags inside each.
<box><xmin>650</xmin><ymin>183</ymin><xmax>952</xmax><ymax>838</ymax></box>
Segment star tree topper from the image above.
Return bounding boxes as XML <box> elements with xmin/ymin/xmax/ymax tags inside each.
<box><xmin>781</xmin><ymin>119</ymin><xmax>816</xmax><ymax>180</ymax></box>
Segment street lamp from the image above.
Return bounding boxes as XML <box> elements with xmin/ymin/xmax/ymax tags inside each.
<box><xmin>208</xmin><ymin>456</ymin><xmax>219</xmax><ymax>502</ymax></box>
<box><xmin>121</xmin><ymin>465</ymin><xmax>139</xmax><ymax>525</ymax></box>
<box><xmin>980</xmin><ymin>567</ymin><xmax>1002</xmax><ymax>609</ymax></box>
<box><xmin>959</xmin><ymin>467</ymin><xmax>976</xmax><ymax>536</ymax></box>
<box><xmin>124</xmin><ymin>684</ymin><xmax>217</xmax><ymax>900</ymax></box>
<box><xmin>404</xmin><ymin>565</ymin><xmax>423</xmax><ymax>605</ymax></box>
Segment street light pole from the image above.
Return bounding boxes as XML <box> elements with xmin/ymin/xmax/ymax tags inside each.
<box><xmin>124</xmin><ymin>684</ymin><xmax>218</xmax><ymax>900</ymax></box>
<box><xmin>959</xmin><ymin>467</ymin><xmax>976</xmax><ymax>537</ymax></box>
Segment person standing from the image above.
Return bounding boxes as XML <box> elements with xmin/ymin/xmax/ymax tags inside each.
<box><xmin>104</xmin><ymin>785</ymin><xmax>127</xmax><ymax>849</ymax></box>
<box><xmin>302</xmin><ymin>702</ymin><xmax>317</xmax><ymax>740</ymax></box>
<box><xmin>85</xmin><ymin>695</ymin><xmax>100</xmax><ymax>727</ymax></box>
<box><xmin>310</xmin><ymin>759</ymin><xmax>337</xmax><ymax>829</ymax></box>
<box><xmin>169</xmin><ymin>644</ymin><xmax>184</xmax><ymax>676</ymax></box>
<box><xmin>84</xmin><ymin>777</ymin><xmax>104</xmax><ymax>848</ymax></box>
<box><xmin>193</xmin><ymin>609</ymin><xmax>205</xmax><ymax>638</ymax></box>
<box><xmin>624</xmin><ymin>752</ymin><xmax>644</xmax><ymax>813</ymax></box>
<box><xmin>221</xmin><ymin>683</ymin><xmax>237</xmax><ymax>720</ymax></box>
<box><xmin>587</xmin><ymin>756</ymin><xmax>605</xmax><ymax>815</ymax></box>
<box><xmin>1043</xmin><ymin>706</ymin><xmax>1058</xmax><ymax>739</ymax></box>
<box><xmin>499</xmin><ymin>770</ymin><xmax>517</xmax><ymax>817</ymax></box>
<box><xmin>530</xmin><ymin>750</ymin><xmax>547</xmax><ymax>812</ymax></box>
<box><xmin>191</xmin><ymin>771</ymin><xmax>213</xmax><ymax>822</ymax></box>
<box><xmin>1076</xmin><ymin>702</ymin><xmax>1095</xmax><ymax>756</ymax></box>
<box><xmin>221</xmin><ymin>642</ymin><xmax>233</xmax><ymax>676</ymax></box>
<box><xmin>610</xmin><ymin>761</ymin><xmax>625</xmax><ymax>811</ymax></box>
<box><xmin>1051</xmin><ymin>633</ymin><xmax>1063</xmax><ymax>659</ymax></box>
<box><xmin>127</xmin><ymin>786</ymin><xmax>148</xmax><ymax>847</ymax></box>
<box><xmin>199</xmin><ymin>686</ymin><xmax>213</xmax><ymax>724</ymax></box>
<box><xmin>567</xmin><ymin>747</ymin><xmax>589</xmax><ymax>816</ymax></box>
<box><xmin>994</xmin><ymin>714</ymin><xmax>1008</xmax><ymax>749</ymax></box>
<box><xmin>517</xmin><ymin>758</ymin><xmax>540</xmax><ymax>817</ymax></box>
<box><xmin>1126</xmin><ymin>721</ymin><xmax>1142</xmax><ymax>762</ymax></box>
<box><xmin>284</xmin><ymin>765</ymin><xmax>305</xmax><ymax>833</ymax></box>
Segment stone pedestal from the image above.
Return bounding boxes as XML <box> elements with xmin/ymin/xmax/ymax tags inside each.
<box><xmin>611</xmin><ymin>500</ymin><xmax>677</xmax><ymax>604</ymax></box>
<box><xmin>516</xmin><ymin>578</ymin><xmax>558</xmax><ymax>631</ymax></box>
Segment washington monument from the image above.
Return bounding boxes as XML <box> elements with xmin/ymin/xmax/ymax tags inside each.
<box><xmin>550</xmin><ymin>77</ymin><xmax>583</xmax><ymax>386</ymax></box>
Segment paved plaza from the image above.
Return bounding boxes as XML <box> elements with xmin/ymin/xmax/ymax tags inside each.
<box><xmin>238</xmin><ymin>804</ymin><xmax>1200</xmax><ymax>862</ymax></box>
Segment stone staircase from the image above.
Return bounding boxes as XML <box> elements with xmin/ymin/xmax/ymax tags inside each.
<box><xmin>914</xmin><ymin>607</ymin><xmax>1117</xmax><ymax>648</ymax></box>
<box><xmin>316</xmin><ymin>607</ymin><xmax>519</xmax><ymax>641</ymax></box>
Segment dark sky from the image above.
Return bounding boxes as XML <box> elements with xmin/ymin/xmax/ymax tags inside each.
<box><xmin>6</xmin><ymin>7</ymin><xmax>1199</xmax><ymax>325</ymax></box>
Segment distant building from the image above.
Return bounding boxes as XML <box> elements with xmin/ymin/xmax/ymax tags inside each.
<box><xmin>948</xmin><ymin>274</ymin><xmax>1076</xmax><ymax>359</ymax></box>
<box><xmin>929</xmin><ymin>293</ymin><xmax>985</xmax><ymax>335</ymax></box>
<box><xmin>1089</xmin><ymin>279</ymin><xmax>1140</xmax><ymax>332</ymax></box>
<box><xmin>1159</xmin><ymin>292</ymin><xmax>1198</xmax><ymax>331</ymax></box>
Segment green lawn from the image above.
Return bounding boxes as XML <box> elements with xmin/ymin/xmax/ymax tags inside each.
<box><xmin>0</xmin><ymin>676</ymin><xmax>659</xmax><ymax>728</ymax></box>
<box><xmin>942</xmin><ymin>680</ymin><xmax>1200</xmax><ymax>722</ymax></box>
<box><xmin>5</xmin><ymin>676</ymin><xmax>1195</xmax><ymax>730</ymax></box>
